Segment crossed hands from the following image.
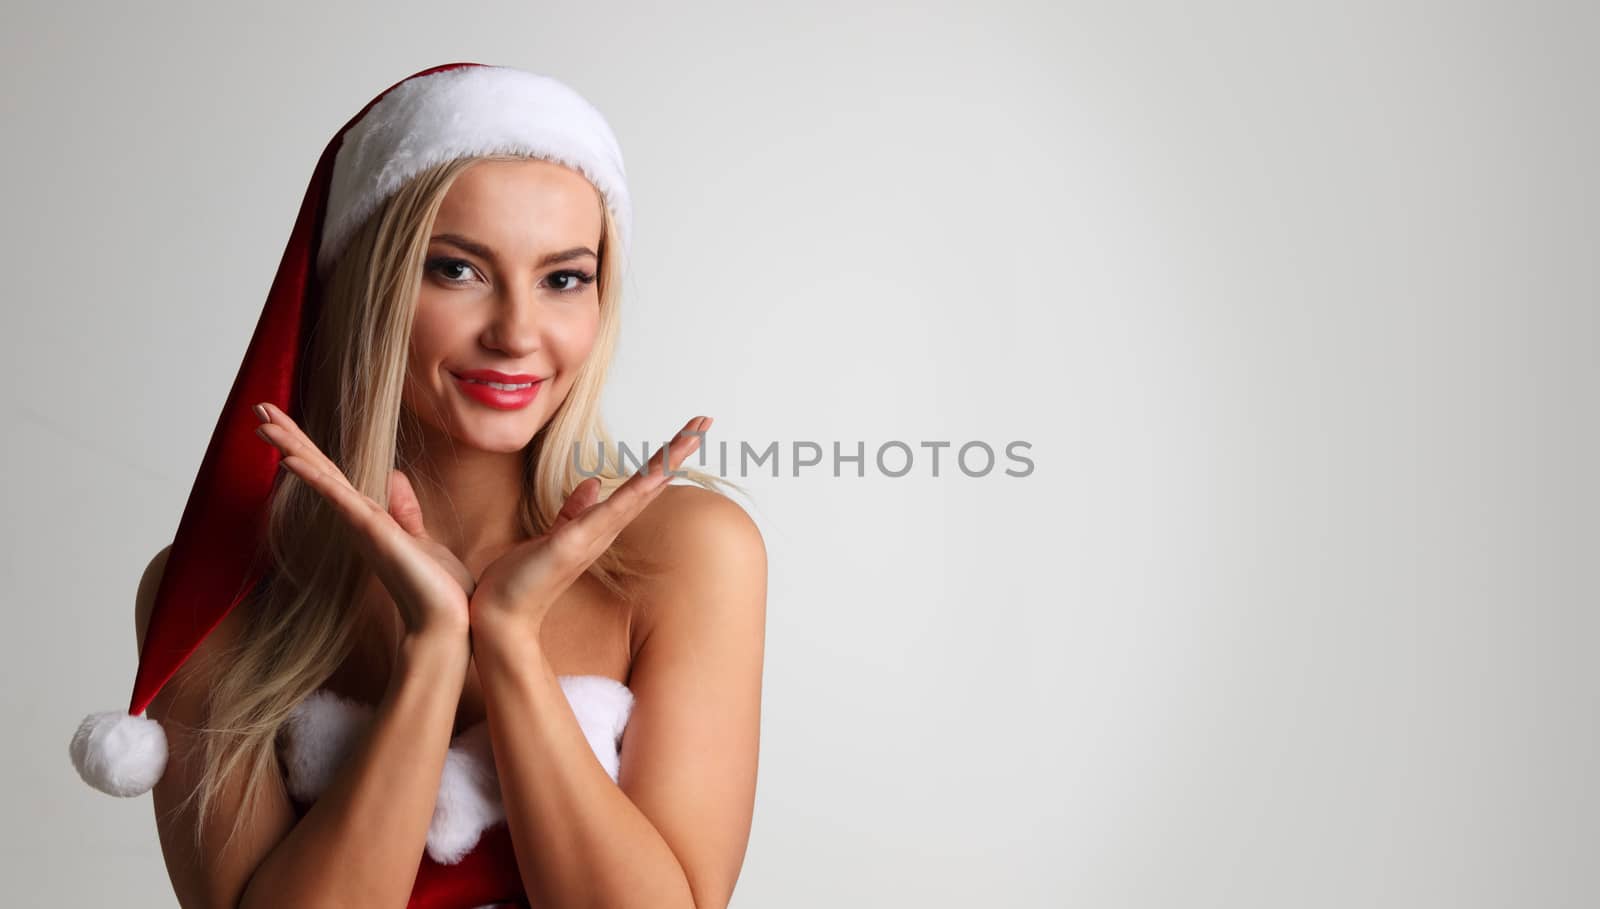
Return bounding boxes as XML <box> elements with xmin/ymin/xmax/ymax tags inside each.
<box><xmin>251</xmin><ymin>402</ymin><xmax>709</xmax><ymax>645</ymax></box>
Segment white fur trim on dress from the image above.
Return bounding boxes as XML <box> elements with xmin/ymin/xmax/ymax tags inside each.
<box><xmin>318</xmin><ymin>65</ymin><xmax>632</xmax><ymax>277</ymax></box>
<box><xmin>281</xmin><ymin>674</ymin><xmax>634</xmax><ymax>865</ymax></box>
<box><xmin>281</xmin><ymin>689</ymin><xmax>374</xmax><ymax>802</ymax></box>
<box><xmin>558</xmin><ymin>674</ymin><xmax>635</xmax><ymax>782</ymax></box>
<box><xmin>70</xmin><ymin>711</ymin><xmax>168</xmax><ymax>797</ymax></box>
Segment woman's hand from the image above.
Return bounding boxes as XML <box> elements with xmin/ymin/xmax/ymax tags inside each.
<box><xmin>469</xmin><ymin>415</ymin><xmax>711</xmax><ymax>638</ymax></box>
<box><xmin>252</xmin><ymin>402</ymin><xmax>474</xmax><ymax>639</ymax></box>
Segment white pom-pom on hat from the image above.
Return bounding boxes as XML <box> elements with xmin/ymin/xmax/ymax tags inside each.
<box><xmin>69</xmin><ymin>711</ymin><xmax>168</xmax><ymax>797</ymax></box>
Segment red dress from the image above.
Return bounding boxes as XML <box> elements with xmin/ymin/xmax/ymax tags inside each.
<box><xmin>279</xmin><ymin>675</ymin><xmax>635</xmax><ymax>909</ymax></box>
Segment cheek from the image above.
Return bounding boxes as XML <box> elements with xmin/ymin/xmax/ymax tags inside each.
<box><xmin>408</xmin><ymin>302</ymin><xmax>454</xmax><ymax>360</ymax></box>
<box><xmin>551</xmin><ymin>304</ymin><xmax>603</xmax><ymax>367</ymax></box>
<box><xmin>402</xmin><ymin>304</ymin><xmax>463</xmax><ymax>404</ymax></box>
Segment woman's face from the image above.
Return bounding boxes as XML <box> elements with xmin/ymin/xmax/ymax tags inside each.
<box><xmin>403</xmin><ymin>158</ymin><xmax>605</xmax><ymax>453</ymax></box>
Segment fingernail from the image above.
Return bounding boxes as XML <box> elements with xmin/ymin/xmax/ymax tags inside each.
<box><xmin>255</xmin><ymin>426</ymin><xmax>271</xmax><ymax>443</ymax></box>
<box><xmin>252</xmin><ymin>404</ymin><xmax>269</xmax><ymax>423</ymax></box>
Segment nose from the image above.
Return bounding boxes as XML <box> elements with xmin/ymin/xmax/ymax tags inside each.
<box><xmin>480</xmin><ymin>284</ymin><xmax>542</xmax><ymax>357</ymax></box>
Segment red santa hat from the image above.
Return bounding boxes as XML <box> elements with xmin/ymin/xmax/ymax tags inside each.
<box><xmin>69</xmin><ymin>61</ymin><xmax>634</xmax><ymax>797</ymax></box>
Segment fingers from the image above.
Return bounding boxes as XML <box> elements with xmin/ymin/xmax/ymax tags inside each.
<box><xmin>563</xmin><ymin>415</ymin><xmax>710</xmax><ymax>551</ymax></box>
<box><xmin>635</xmin><ymin>415</ymin><xmax>710</xmax><ymax>489</ymax></box>
<box><xmin>252</xmin><ymin>401</ymin><xmax>384</xmax><ymax>527</ymax></box>
<box><xmin>388</xmin><ymin>469</ymin><xmax>429</xmax><ymax>538</ymax></box>
<box><xmin>550</xmin><ymin>477</ymin><xmax>602</xmax><ymax>534</ymax></box>
<box><xmin>253</xmin><ymin>402</ymin><xmax>348</xmax><ymax>484</ymax></box>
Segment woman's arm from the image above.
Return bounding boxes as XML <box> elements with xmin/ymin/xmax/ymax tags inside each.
<box><xmin>470</xmin><ymin>485</ymin><xmax>766</xmax><ymax>909</ymax></box>
<box><xmin>238</xmin><ymin>627</ymin><xmax>470</xmax><ymax>908</ymax></box>
<box><xmin>140</xmin><ymin>548</ymin><xmax>471</xmax><ymax>908</ymax></box>
<box><xmin>471</xmin><ymin>623</ymin><xmax>698</xmax><ymax>909</ymax></box>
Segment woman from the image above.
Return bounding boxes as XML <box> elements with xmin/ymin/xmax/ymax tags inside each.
<box><xmin>72</xmin><ymin>63</ymin><xmax>766</xmax><ymax>909</ymax></box>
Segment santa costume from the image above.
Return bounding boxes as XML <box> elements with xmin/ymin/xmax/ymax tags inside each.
<box><xmin>68</xmin><ymin>62</ymin><xmax>639</xmax><ymax>909</ymax></box>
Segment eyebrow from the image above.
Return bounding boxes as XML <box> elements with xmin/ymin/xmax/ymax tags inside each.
<box><xmin>430</xmin><ymin>233</ymin><xmax>598</xmax><ymax>268</ymax></box>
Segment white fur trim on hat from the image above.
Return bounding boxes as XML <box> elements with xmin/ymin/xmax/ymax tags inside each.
<box><xmin>317</xmin><ymin>66</ymin><xmax>632</xmax><ymax>277</ymax></box>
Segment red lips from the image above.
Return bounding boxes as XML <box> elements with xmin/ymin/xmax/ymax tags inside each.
<box><xmin>453</xmin><ymin>368</ymin><xmax>541</xmax><ymax>384</ymax></box>
<box><xmin>450</xmin><ymin>370</ymin><xmax>544</xmax><ymax>411</ymax></box>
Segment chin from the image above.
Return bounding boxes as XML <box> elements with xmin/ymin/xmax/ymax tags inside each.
<box><xmin>456</xmin><ymin>422</ymin><xmax>543</xmax><ymax>454</ymax></box>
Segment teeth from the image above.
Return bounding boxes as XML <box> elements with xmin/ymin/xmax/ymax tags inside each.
<box><xmin>464</xmin><ymin>378</ymin><xmax>535</xmax><ymax>390</ymax></box>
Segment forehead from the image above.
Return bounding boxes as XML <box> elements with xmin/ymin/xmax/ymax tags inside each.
<box><xmin>431</xmin><ymin>158</ymin><xmax>604</xmax><ymax>253</ymax></box>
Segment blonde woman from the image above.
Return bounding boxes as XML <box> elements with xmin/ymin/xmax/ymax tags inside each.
<box><xmin>73</xmin><ymin>64</ymin><xmax>765</xmax><ymax>909</ymax></box>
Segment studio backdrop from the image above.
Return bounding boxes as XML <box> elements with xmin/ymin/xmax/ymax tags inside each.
<box><xmin>2</xmin><ymin>2</ymin><xmax>1595</xmax><ymax>907</ymax></box>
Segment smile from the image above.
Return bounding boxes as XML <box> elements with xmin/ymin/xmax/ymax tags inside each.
<box><xmin>451</xmin><ymin>374</ymin><xmax>544</xmax><ymax>410</ymax></box>
<box><xmin>462</xmin><ymin>378</ymin><xmax>535</xmax><ymax>390</ymax></box>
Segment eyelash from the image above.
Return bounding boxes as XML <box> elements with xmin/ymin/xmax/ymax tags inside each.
<box><xmin>425</xmin><ymin>257</ymin><xmax>596</xmax><ymax>294</ymax></box>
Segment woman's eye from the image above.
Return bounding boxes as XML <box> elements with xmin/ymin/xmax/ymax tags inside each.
<box><xmin>426</xmin><ymin>258</ymin><xmax>480</xmax><ymax>285</ymax></box>
<box><xmin>547</xmin><ymin>269</ymin><xmax>597</xmax><ymax>293</ymax></box>
<box><xmin>426</xmin><ymin>259</ymin><xmax>594</xmax><ymax>293</ymax></box>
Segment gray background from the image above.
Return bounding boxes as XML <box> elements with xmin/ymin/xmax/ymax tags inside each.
<box><xmin>3</xmin><ymin>1</ymin><xmax>1595</xmax><ymax>906</ymax></box>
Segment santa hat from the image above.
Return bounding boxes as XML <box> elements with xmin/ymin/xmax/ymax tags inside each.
<box><xmin>69</xmin><ymin>62</ymin><xmax>633</xmax><ymax>797</ymax></box>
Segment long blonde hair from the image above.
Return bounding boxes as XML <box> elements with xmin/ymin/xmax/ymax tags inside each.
<box><xmin>171</xmin><ymin>153</ymin><xmax>735</xmax><ymax>853</ymax></box>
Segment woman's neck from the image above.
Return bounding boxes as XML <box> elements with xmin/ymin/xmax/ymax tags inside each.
<box><xmin>403</xmin><ymin>438</ymin><xmax>532</xmax><ymax>563</ymax></box>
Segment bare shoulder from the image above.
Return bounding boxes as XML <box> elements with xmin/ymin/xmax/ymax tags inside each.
<box><xmin>610</xmin><ymin>485</ymin><xmax>766</xmax><ymax>908</ymax></box>
<box><xmin>134</xmin><ymin>542</ymin><xmax>250</xmax><ymax>678</ymax></box>
<box><xmin>134</xmin><ymin>543</ymin><xmax>174</xmax><ymax>654</ymax></box>
<box><xmin>132</xmin><ymin>542</ymin><xmax>295</xmax><ymax>907</ymax></box>
<box><xmin>621</xmin><ymin>483</ymin><xmax>765</xmax><ymax>571</ymax></box>
<box><xmin>135</xmin><ymin>541</ymin><xmax>252</xmax><ymax>709</ymax></box>
<box><xmin>619</xmin><ymin>484</ymin><xmax>767</xmax><ymax>643</ymax></box>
